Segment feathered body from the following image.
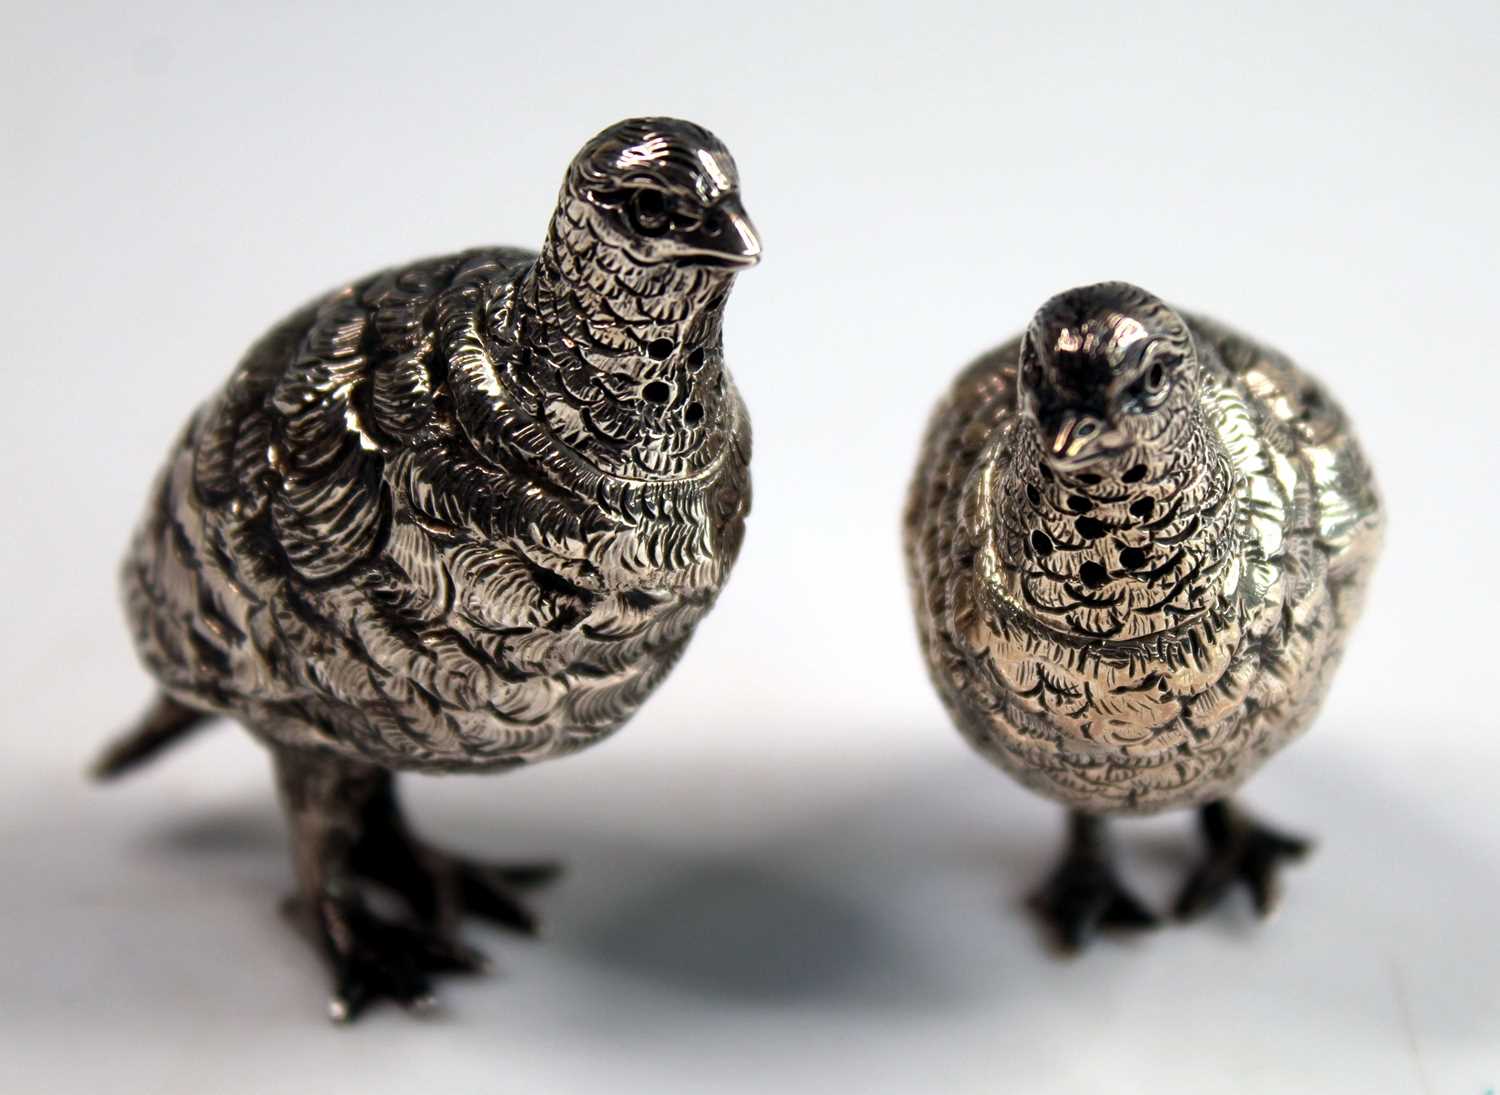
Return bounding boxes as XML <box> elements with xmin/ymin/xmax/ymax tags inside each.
<box><xmin>105</xmin><ymin>113</ymin><xmax>762</xmax><ymax>1014</ymax></box>
<box><xmin>122</xmin><ymin>158</ymin><xmax>753</xmax><ymax>774</ymax></box>
<box><xmin>108</xmin><ymin>118</ymin><xmax>762</xmax><ymax>1020</ymax></box>
<box><xmin>906</xmin><ymin>286</ymin><xmax>1381</xmax><ymax>815</ymax></box>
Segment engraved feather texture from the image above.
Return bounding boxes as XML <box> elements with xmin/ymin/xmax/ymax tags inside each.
<box><xmin>904</xmin><ymin>284</ymin><xmax>1381</xmax><ymax>814</ymax></box>
<box><xmin>121</xmin><ymin>119</ymin><xmax>757</xmax><ymax>773</ymax></box>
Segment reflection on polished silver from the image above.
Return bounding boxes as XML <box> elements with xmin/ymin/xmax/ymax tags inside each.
<box><xmin>98</xmin><ymin>118</ymin><xmax>759</xmax><ymax>1020</ymax></box>
<box><xmin>904</xmin><ymin>282</ymin><xmax>1382</xmax><ymax>949</ymax></box>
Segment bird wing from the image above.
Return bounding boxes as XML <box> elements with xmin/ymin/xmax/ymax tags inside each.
<box><xmin>131</xmin><ymin>252</ymin><xmax>533</xmax><ymax>704</ymax></box>
<box><xmin>1190</xmin><ymin>314</ymin><xmax>1383</xmax><ymax>618</ymax></box>
<box><xmin>903</xmin><ymin>339</ymin><xmax>1023</xmax><ymax>699</ymax></box>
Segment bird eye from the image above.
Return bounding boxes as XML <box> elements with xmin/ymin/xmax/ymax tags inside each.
<box><xmin>628</xmin><ymin>188</ymin><xmax>670</xmax><ymax>236</ymax></box>
<box><xmin>1020</xmin><ymin>345</ymin><xmax>1042</xmax><ymax>391</ymax></box>
<box><xmin>1124</xmin><ymin>359</ymin><xmax>1172</xmax><ymax>414</ymax></box>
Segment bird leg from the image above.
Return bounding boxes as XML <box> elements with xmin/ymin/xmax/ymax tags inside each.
<box><xmin>1029</xmin><ymin>811</ymin><xmax>1158</xmax><ymax>952</ymax></box>
<box><xmin>1173</xmin><ymin>799</ymin><xmax>1312</xmax><ymax>920</ymax></box>
<box><xmin>347</xmin><ymin>771</ymin><xmax>560</xmax><ymax>938</ymax></box>
<box><xmin>272</xmin><ymin>746</ymin><xmax>556</xmax><ymax>1021</ymax></box>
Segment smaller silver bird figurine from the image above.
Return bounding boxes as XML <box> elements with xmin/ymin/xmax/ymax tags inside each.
<box><xmin>905</xmin><ymin>282</ymin><xmax>1382</xmax><ymax>949</ymax></box>
<box><xmin>97</xmin><ymin>117</ymin><xmax>760</xmax><ymax>1019</ymax></box>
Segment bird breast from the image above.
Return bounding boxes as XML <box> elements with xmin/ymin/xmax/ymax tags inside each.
<box><xmin>956</xmin><ymin>401</ymin><xmax>1266</xmax><ymax>756</ymax></box>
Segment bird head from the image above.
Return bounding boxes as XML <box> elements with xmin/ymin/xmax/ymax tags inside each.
<box><xmin>1017</xmin><ymin>282</ymin><xmax>1200</xmax><ymax>473</ymax></box>
<box><xmin>561</xmin><ymin>117</ymin><xmax>761</xmax><ymax>271</ymax></box>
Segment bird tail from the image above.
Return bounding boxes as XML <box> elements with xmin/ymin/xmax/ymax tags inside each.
<box><xmin>92</xmin><ymin>692</ymin><xmax>213</xmax><ymax>781</ymax></box>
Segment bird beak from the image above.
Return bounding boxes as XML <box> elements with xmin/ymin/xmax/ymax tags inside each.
<box><xmin>677</xmin><ymin>198</ymin><xmax>762</xmax><ymax>268</ymax></box>
<box><xmin>1041</xmin><ymin>411</ymin><xmax>1104</xmax><ymax>468</ymax></box>
<box><xmin>725</xmin><ymin>204</ymin><xmax>762</xmax><ymax>265</ymax></box>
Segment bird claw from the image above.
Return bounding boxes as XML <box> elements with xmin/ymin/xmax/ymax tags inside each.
<box><xmin>1029</xmin><ymin>854</ymin><xmax>1159</xmax><ymax>953</ymax></box>
<box><xmin>274</xmin><ymin>760</ymin><xmax>562</xmax><ymax>1020</ymax></box>
<box><xmin>347</xmin><ymin>823</ymin><xmax>560</xmax><ymax>939</ymax></box>
<box><xmin>1174</xmin><ymin>802</ymin><xmax>1312</xmax><ymax>920</ymax></box>
<box><xmin>452</xmin><ymin>858</ymin><xmax>558</xmax><ymax>935</ymax></box>
<box><xmin>289</xmin><ymin>895</ymin><xmax>490</xmax><ymax>1023</ymax></box>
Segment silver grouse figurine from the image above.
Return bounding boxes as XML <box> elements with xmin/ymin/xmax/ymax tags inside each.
<box><xmin>904</xmin><ymin>282</ymin><xmax>1381</xmax><ymax>949</ymax></box>
<box><xmin>98</xmin><ymin>117</ymin><xmax>760</xmax><ymax>1019</ymax></box>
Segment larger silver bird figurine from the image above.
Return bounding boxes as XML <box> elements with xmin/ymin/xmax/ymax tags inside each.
<box><xmin>905</xmin><ymin>282</ymin><xmax>1381</xmax><ymax>948</ymax></box>
<box><xmin>98</xmin><ymin>117</ymin><xmax>760</xmax><ymax>1018</ymax></box>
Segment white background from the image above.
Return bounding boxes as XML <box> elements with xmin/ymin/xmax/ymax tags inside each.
<box><xmin>3</xmin><ymin>2</ymin><xmax>1496</xmax><ymax>1092</ymax></box>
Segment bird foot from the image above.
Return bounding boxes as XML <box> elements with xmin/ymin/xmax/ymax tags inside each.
<box><xmin>1029</xmin><ymin>813</ymin><xmax>1159</xmax><ymax>952</ymax></box>
<box><xmin>286</xmin><ymin>893</ymin><xmax>491</xmax><ymax>1022</ymax></box>
<box><xmin>1174</xmin><ymin>800</ymin><xmax>1312</xmax><ymax>920</ymax></box>
<box><xmin>286</xmin><ymin>844</ymin><xmax>560</xmax><ymax>1022</ymax></box>
<box><xmin>273</xmin><ymin>754</ymin><xmax>562</xmax><ymax>1021</ymax></box>
<box><xmin>349</xmin><ymin>820</ymin><xmax>561</xmax><ymax>939</ymax></box>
